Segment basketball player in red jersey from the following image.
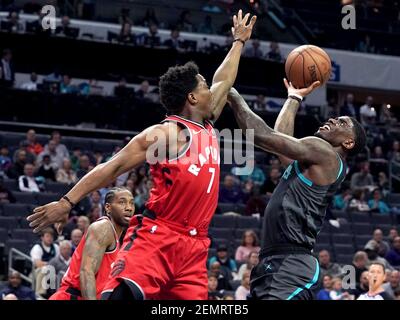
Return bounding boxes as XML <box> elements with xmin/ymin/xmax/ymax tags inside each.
<box><xmin>27</xmin><ymin>9</ymin><xmax>256</xmax><ymax>299</ymax></box>
<box><xmin>49</xmin><ymin>188</ymin><xmax>134</xmax><ymax>300</ymax></box>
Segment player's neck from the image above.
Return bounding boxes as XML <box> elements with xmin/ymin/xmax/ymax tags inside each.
<box><xmin>369</xmin><ymin>285</ymin><xmax>384</xmax><ymax>295</ymax></box>
<box><xmin>112</xmin><ymin>223</ymin><xmax>124</xmax><ymax>239</ymax></box>
<box><xmin>178</xmin><ymin>108</ymin><xmax>205</xmax><ymax>125</ymax></box>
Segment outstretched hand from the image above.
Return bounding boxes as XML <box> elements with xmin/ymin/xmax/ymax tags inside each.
<box><xmin>231</xmin><ymin>9</ymin><xmax>257</xmax><ymax>43</ymax></box>
<box><xmin>284</xmin><ymin>78</ymin><xmax>321</xmax><ymax>98</ymax></box>
<box><xmin>27</xmin><ymin>200</ymin><xmax>70</xmax><ymax>234</ymax></box>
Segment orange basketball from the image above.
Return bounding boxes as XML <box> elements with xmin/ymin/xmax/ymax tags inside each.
<box><xmin>285</xmin><ymin>45</ymin><xmax>332</xmax><ymax>88</ymax></box>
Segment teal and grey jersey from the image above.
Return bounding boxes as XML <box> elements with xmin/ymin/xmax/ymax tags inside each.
<box><xmin>261</xmin><ymin>153</ymin><xmax>346</xmax><ymax>251</ymax></box>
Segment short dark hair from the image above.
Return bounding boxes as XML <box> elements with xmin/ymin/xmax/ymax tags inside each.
<box><xmin>349</xmin><ymin>117</ymin><xmax>366</xmax><ymax>156</ymax></box>
<box><xmin>104</xmin><ymin>187</ymin><xmax>131</xmax><ymax>205</ymax></box>
<box><xmin>41</xmin><ymin>227</ymin><xmax>54</xmax><ymax>238</ymax></box>
<box><xmin>159</xmin><ymin>61</ymin><xmax>199</xmax><ymax>114</ymax></box>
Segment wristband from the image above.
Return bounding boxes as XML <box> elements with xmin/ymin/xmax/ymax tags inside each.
<box><xmin>288</xmin><ymin>93</ymin><xmax>303</xmax><ymax>103</ymax></box>
<box><xmin>233</xmin><ymin>38</ymin><xmax>246</xmax><ymax>45</ymax></box>
<box><xmin>62</xmin><ymin>195</ymin><xmax>75</xmax><ymax>208</ymax></box>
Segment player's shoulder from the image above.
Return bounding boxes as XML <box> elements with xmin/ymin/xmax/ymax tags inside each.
<box><xmin>86</xmin><ymin>218</ymin><xmax>114</xmax><ymax>240</ymax></box>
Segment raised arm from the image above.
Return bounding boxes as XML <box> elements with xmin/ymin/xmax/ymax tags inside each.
<box><xmin>80</xmin><ymin>221</ymin><xmax>114</xmax><ymax>300</ymax></box>
<box><xmin>227</xmin><ymin>88</ymin><xmax>334</xmax><ymax>165</ymax></box>
<box><xmin>210</xmin><ymin>10</ymin><xmax>257</xmax><ymax>121</ymax></box>
<box><xmin>274</xmin><ymin>79</ymin><xmax>320</xmax><ymax>167</ymax></box>
<box><xmin>27</xmin><ymin>122</ymin><xmax>179</xmax><ymax>233</ymax></box>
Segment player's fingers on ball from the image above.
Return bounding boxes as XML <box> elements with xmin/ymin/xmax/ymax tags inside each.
<box><xmin>283</xmin><ymin>78</ymin><xmax>289</xmax><ymax>88</ymax></box>
<box><xmin>312</xmin><ymin>80</ymin><xmax>321</xmax><ymax>88</ymax></box>
<box><xmin>231</xmin><ymin>27</ymin><xmax>235</xmax><ymax>36</ymax></box>
<box><xmin>238</xmin><ymin>9</ymin><xmax>242</xmax><ymax>21</ymax></box>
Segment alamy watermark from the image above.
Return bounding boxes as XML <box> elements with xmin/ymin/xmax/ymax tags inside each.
<box><xmin>41</xmin><ymin>5</ymin><xmax>57</xmax><ymax>30</ymax></box>
<box><xmin>341</xmin><ymin>5</ymin><xmax>356</xmax><ymax>30</ymax></box>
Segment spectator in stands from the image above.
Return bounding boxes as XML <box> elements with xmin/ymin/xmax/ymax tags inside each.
<box><xmin>235</xmin><ymin>270</ymin><xmax>251</xmax><ymax>300</ymax></box>
<box><xmin>368</xmin><ymin>189</ymin><xmax>390</xmax><ymax>214</ymax></box>
<box><xmin>37</xmin><ymin>155</ymin><xmax>57</xmax><ymax>182</ymax></box>
<box><xmin>199</xmin><ymin>15</ymin><xmax>216</xmax><ymax>34</ymax></box>
<box><xmin>266</xmin><ymin>42</ymin><xmax>282</xmax><ymax>62</ymax></box>
<box><xmin>235</xmin><ymin>230</ymin><xmax>260</xmax><ymax>263</ymax></box>
<box><xmin>209</xmin><ymin>243</ymin><xmax>238</xmax><ymax>275</ymax></box>
<box><xmin>252</xmin><ymin>94</ymin><xmax>267</xmax><ymax>111</ymax></box>
<box><xmin>45</xmin><ymin>131</ymin><xmax>69</xmax><ymax>161</ymax></box>
<box><xmin>0</xmin><ymin>271</ymin><xmax>35</xmax><ymax>300</ymax></box>
<box><xmin>44</xmin><ymin>68</ymin><xmax>62</xmax><ymax>83</ymax></box>
<box><xmin>209</xmin><ymin>261</ymin><xmax>232</xmax><ymax>290</ymax></box>
<box><xmin>340</xmin><ymin>93</ymin><xmax>357</xmax><ymax>118</ymax></box>
<box><xmin>76</xmin><ymin>154</ymin><xmax>92</xmax><ymax>179</ymax></box>
<box><xmin>56</xmin><ymin>158</ymin><xmax>78</xmax><ymax>184</ymax></box>
<box><xmin>244</xmin><ymin>39</ymin><xmax>263</xmax><ymax>59</ymax></box>
<box><xmin>60</xmin><ymin>74</ymin><xmax>78</xmax><ymax>94</ymax></box>
<box><xmin>368</xmin><ymin>229</ymin><xmax>390</xmax><ymax>257</ymax></box>
<box><xmin>30</xmin><ymin>228</ymin><xmax>60</xmax><ymax>296</ymax></box>
<box><xmin>118</xmin><ymin>22</ymin><xmax>136</xmax><ymax>45</ymax></box>
<box><xmin>48</xmin><ymin>240</ymin><xmax>72</xmax><ymax>275</ymax></box>
<box><xmin>22</xmin><ymin>129</ymin><xmax>43</xmax><ymax>155</ymax></box>
<box><xmin>207</xmin><ymin>272</ymin><xmax>224</xmax><ymax>300</ymax></box>
<box><xmin>136</xmin><ymin>80</ymin><xmax>151</xmax><ymax>100</ymax></box>
<box><xmin>350</xmin><ymin>270</ymin><xmax>369</xmax><ymax>299</ymax></box>
<box><xmin>0</xmin><ymin>48</ymin><xmax>15</xmax><ymax>88</ymax></box>
<box><xmin>350</xmin><ymin>162</ymin><xmax>376</xmax><ymax>192</ymax></box>
<box><xmin>237</xmin><ymin>251</ymin><xmax>259</xmax><ymax>281</ymax></box>
<box><xmin>319</xmin><ymin>250</ymin><xmax>342</xmax><ymax>277</ymax></box>
<box><xmin>383</xmin><ymin>270</ymin><xmax>400</xmax><ymax>298</ymax></box>
<box><xmin>77</xmin><ymin>216</ymin><xmax>90</xmax><ymax>234</ymax></box>
<box><xmin>141</xmin><ymin>8</ymin><xmax>159</xmax><ymax>27</ymax></box>
<box><xmin>13</xmin><ymin>141</ymin><xmax>36</xmax><ymax>164</ymax></box>
<box><xmin>0</xmin><ymin>176</ymin><xmax>16</xmax><ymax>203</ymax></box>
<box><xmin>202</xmin><ymin>1</ymin><xmax>222</xmax><ymax>13</ymax></box>
<box><xmin>385</xmin><ymin>236</ymin><xmax>400</xmax><ymax>267</ymax></box>
<box><xmin>329</xmin><ymin>277</ymin><xmax>351</xmax><ymax>300</ymax></box>
<box><xmin>371</xmin><ymin>146</ymin><xmax>385</xmax><ymax>160</ymax></box>
<box><xmin>387</xmin><ymin>140</ymin><xmax>400</xmax><ymax>161</ymax></box>
<box><xmin>333</xmin><ymin>186</ymin><xmax>352</xmax><ymax>211</ymax></box>
<box><xmin>55</xmin><ymin>16</ymin><xmax>78</xmax><ymax>38</ymax></box>
<box><xmin>352</xmin><ymin>251</ymin><xmax>369</xmax><ymax>285</ymax></box>
<box><xmin>219</xmin><ymin>174</ymin><xmax>246</xmax><ymax>204</ymax></box>
<box><xmin>89</xmin><ymin>190</ymin><xmax>103</xmax><ymax>212</ymax></box>
<box><xmin>144</xmin><ymin>23</ymin><xmax>160</xmax><ymax>47</ymax></box>
<box><xmin>358</xmin><ymin>263</ymin><xmax>393</xmax><ymax>300</ymax></box>
<box><xmin>19</xmin><ymin>163</ymin><xmax>40</xmax><ymax>192</ymax></box>
<box><xmin>317</xmin><ymin>275</ymin><xmax>333</xmax><ymax>300</ymax></box>
<box><xmin>348</xmin><ymin>189</ymin><xmax>370</xmax><ymax>212</ymax></box>
<box><xmin>7</xmin><ymin>149</ymin><xmax>27</xmax><ymax>179</ymax></box>
<box><xmin>89</xmin><ymin>206</ymin><xmax>102</xmax><ymax>223</ymax></box>
<box><xmin>5</xmin><ymin>11</ymin><xmax>24</xmax><ymax>33</ymax></box>
<box><xmin>177</xmin><ymin>10</ymin><xmax>196</xmax><ymax>32</ymax></box>
<box><xmin>164</xmin><ymin>29</ymin><xmax>183</xmax><ymax>51</ymax></box>
<box><xmin>388</xmin><ymin>228</ymin><xmax>399</xmax><ymax>247</ymax></box>
<box><xmin>70</xmin><ymin>228</ymin><xmax>83</xmax><ymax>254</ymax></box>
<box><xmin>20</xmin><ymin>72</ymin><xmax>39</xmax><ymax>91</ymax></box>
<box><xmin>377</xmin><ymin>172</ymin><xmax>390</xmax><ymax>195</ymax></box>
<box><xmin>135</xmin><ymin>179</ymin><xmax>153</xmax><ymax>210</ymax></box>
<box><xmin>0</xmin><ymin>146</ymin><xmax>12</xmax><ymax>175</ymax></box>
<box><xmin>261</xmin><ymin>167</ymin><xmax>281</xmax><ymax>197</ymax></box>
<box><xmin>38</xmin><ymin>140</ymin><xmax>64</xmax><ymax>170</ymax></box>
<box><xmin>379</xmin><ymin>103</ymin><xmax>397</xmax><ymax>126</ymax></box>
<box><xmin>360</xmin><ymin>96</ymin><xmax>376</xmax><ymax>126</ymax></box>
<box><xmin>118</xmin><ymin>8</ymin><xmax>132</xmax><ymax>25</ymax></box>
<box><xmin>114</xmin><ymin>77</ymin><xmax>135</xmax><ymax>99</ymax></box>
<box><xmin>364</xmin><ymin>240</ymin><xmax>393</xmax><ymax>270</ymax></box>
<box><xmin>357</xmin><ymin>34</ymin><xmax>375</xmax><ymax>54</ymax></box>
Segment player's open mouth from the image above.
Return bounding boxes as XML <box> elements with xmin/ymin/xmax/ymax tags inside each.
<box><xmin>319</xmin><ymin>124</ymin><xmax>331</xmax><ymax>131</ymax></box>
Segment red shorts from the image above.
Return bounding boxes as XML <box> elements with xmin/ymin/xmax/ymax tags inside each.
<box><xmin>101</xmin><ymin>215</ymin><xmax>210</xmax><ymax>300</ymax></box>
<box><xmin>49</xmin><ymin>286</ymin><xmax>83</xmax><ymax>300</ymax></box>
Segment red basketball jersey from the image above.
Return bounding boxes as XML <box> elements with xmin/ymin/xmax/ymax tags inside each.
<box><xmin>60</xmin><ymin>217</ymin><xmax>119</xmax><ymax>299</ymax></box>
<box><xmin>146</xmin><ymin>115</ymin><xmax>220</xmax><ymax>230</ymax></box>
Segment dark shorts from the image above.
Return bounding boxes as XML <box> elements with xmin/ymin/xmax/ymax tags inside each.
<box><xmin>250</xmin><ymin>253</ymin><xmax>321</xmax><ymax>300</ymax></box>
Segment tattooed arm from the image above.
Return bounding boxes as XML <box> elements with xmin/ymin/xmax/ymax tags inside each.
<box><xmin>274</xmin><ymin>79</ymin><xmax>321</xmax><ymax>167</ymax></box>
<box><xmin>227</xmin><ymin>88</ymin><xmax>336</xmax><ymax>168</ymax></box>
<box><xmin>80</xmin><ymin>220</ymin><xmax>115</xmax><ymax>300</ymax></box>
